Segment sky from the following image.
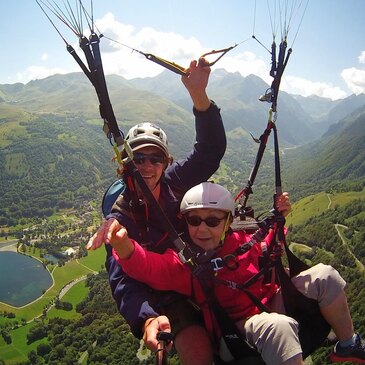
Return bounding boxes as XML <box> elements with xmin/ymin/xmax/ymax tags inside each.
<box><xmin>1</xmin><ymin>0</ymin><xmax>364</xmax><ymax>101</ymax></box>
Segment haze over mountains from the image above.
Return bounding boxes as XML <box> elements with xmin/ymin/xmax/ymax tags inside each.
<box><xmin>0</xmin><ymin>69</ymin><xmax>364</xmax><ymax>222</ymax></box>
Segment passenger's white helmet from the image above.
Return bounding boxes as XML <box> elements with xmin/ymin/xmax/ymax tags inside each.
<box><xmin>180</xmin><ymin>182</ymin><xmax>235</xmax><ymax>215</ymax></box>
<box><xmin>124</xmin><ymin>122</ymin><xmax>169</xmax><ymax>157</ymax></box>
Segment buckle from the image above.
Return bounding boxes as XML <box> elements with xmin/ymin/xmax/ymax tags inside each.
<box><xmin>210</xmin><ymin>257</ymin><xmax>224</xmax><ymax>271</ymax></box>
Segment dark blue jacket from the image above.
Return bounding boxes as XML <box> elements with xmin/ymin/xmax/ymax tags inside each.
<box><xmin>105</xmin><ymin>102</ymin><xmax>226</xmax><ymax>338</ymax></box>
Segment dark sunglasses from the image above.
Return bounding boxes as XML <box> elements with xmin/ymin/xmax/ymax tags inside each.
<box><xmin>185</xmin><ymin>215</ymin><xmax>227</xmax><ymax>228</ymax></box>
<box><xmin>133</xmin><ymin>152</ymin><xmax>165</xmax><ymax>165</ymax></box>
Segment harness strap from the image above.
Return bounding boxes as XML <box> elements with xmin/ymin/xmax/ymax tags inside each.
<box><xmin>275</xmin><ymin>257</ymin><xmax>331</xmax><ymax>358</ymax></box>
<box><xmin>123</xmin><ymin>159</ymin><xmax>194</xmax><ymax>261</ymax></box>
<box><xmin>194</xmin><ymin>268</ymin><xmax>260</xmax><ymax>359</ymax></box>
<box><xmin>122</xmin><ymin>169</ymin><xmax>151</xmax><ymax>245</ymax></box>
<box><xmin>235</xmin><ymin>123</ymin><xmax>274</xmax><ymax>208</ymax></box>
<box><xmin>272</xmin><ymin>218</ymin><xmax>331</xmax><ymax>358</ymax></box>
<box><xmin>211</xmin><ymin>300</ymin><xmax>259</xmax><ymax>358</ymax></box>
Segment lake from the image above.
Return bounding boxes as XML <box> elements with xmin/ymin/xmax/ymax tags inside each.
<box><xmin>0</xmin><ymin>251</ymin><xmax>53</xmax><ymax>307</ymax></box>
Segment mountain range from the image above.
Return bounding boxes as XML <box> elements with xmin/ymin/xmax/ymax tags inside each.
<box><xmin>2</xmin><ymin>70</ymin><xmax>365</xmax><ymax>146</ymax></box>
<box><xmin>0</xmin><ymin>70</ymin><xmax>364</xmax><ymax>225</ymax></box>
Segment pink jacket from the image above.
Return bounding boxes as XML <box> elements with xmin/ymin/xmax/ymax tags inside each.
<box><xmin>113</xmin><ymin>230</ymin><xmax>278</xmax><ymax>327</ymax></box>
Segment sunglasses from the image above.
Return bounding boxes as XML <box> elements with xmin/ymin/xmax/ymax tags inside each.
<box><xmin>185</xmin><ymin>215</ymin><xmax>227</xmax><ymax>228</ymax></box>
<box><xmin>133</xmin><ymin>153</ymin><xmax>165</xmax><ymax>165</ymax></box>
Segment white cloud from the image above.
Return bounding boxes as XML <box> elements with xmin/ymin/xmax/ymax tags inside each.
<box><xmin>341</xmin><ymin>67</ymin><xmax>365</xmax><ymax>95</ymax></box>
<box><xmin>217</xmin><ymin>52</ymin><xmax>349</xmax><ymax>100</ymax></box>
<box><xmin>95</xmin><ymin>13</ymin><xmax>202</xmax><ymax>79</ymax></box>
<box><xmin>359</xmin><ymin>51</ymin><xmax>365</xmax><ymax>64</ymax></box>
<box><xmin>17</xmin><ymin>13</ymin><xmax>361</xmax><ymax>101</ymax></box>
<box><xmin>16</xmin><ymin>66</ymin><xmax>71</xmax><ymax>84</ymax></box>
<box><xmin>281</xmin><ymin>76</ymin><xmax>348</xmax><ymax>100</ymax></box>
<box><xmin>340</xmin><ymin>52</ymin><xmax>365</xmax><ymax>95</ymax></box>
<box><xmin>93</xmin><ymin>14</ymin><xmax>352</xmax><ymax>100</ymax></box>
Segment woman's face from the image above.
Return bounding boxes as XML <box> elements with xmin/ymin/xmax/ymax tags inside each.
<box><xmin>185</xmin><ymin>208</ymin><xmax>229</xmax><ymax>251</ymax></box>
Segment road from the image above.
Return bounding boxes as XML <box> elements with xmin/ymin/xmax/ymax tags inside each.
<box><xmin>325</xmin><ymin>194</ymin><xmax>364</xmax><ymax>272</ymax></box>
<box><xmin>0</xmin><ymin>239</ymin><xmax>18</xmax><ymax>252</ymax></box>
<box><xmin>335</xmin><ymin>223</ymin><xmax>365</xmax><ymax>272</ymax></box>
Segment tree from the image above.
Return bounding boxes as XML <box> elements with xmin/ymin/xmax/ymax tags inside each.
<box><xmin>37</xmin><ymin>343</ymin><xmax>51</xmax><ymax>356</ymax></box>
<box><xmin>27</xmin><ymin>324</ymin><xmax>48</xmax><ymax>344</ymax></box>
<box><xmin>1</xmin><ymin>330</ymin><xmax>11</xmax><ymax>344</ymax></box>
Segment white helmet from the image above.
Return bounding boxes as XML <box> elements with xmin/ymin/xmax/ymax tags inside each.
<box><xmin>180</xmin><ymin>182</ymin><xmax>235</xmax><ymax>215</ymax></box>
<box><xmin>124</xmin><ymin>122</ymin><xmax>169</xmax><ymax>157</ymax></box>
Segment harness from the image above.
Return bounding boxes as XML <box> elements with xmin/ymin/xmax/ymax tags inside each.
<box><xmin>36</xmin><ymin>2</ymin><xmax>324</xmax><ymax>363</ymax></box>
<box><xmin>191</xmin><ymin>213</ymin><xmax>330</xmax><ymax>361</ymax></box>
<box><xmin>96</xmin><ymin>29</ymin><xmax>330</xmax><ymax>365</ymax></box>
<box><xmin>182</xmin><ymin>35</ymin><xmax>330</xmax><ymax>362</ymax></box>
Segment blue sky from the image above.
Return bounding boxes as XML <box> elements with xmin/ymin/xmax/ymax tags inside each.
<box><xmin>1</xmin><ymin>0</ymin><xmax>364</xmax><ymax>100</ymax></box>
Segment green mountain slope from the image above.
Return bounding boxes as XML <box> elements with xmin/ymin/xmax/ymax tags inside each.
<box><xmin>0</xmin><ymin>112</ymin><xmax>115</xmax><ymax>226</ymax></box>
<box><xmin>1</xmin><ymin>73</ymin><xmax>365</xmax><ymax>365</ymax></box>
<box><xmin>284</xmin><ymin>105</ymin><xmax>365</xmax><ymax>199</ymax></box>
<box><xmin>1</xmin><ymin>73</ymin><xmax>364</xmax><ymax>227</ymax></box>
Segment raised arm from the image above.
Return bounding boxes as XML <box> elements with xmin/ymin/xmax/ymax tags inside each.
<box><xmin>182</xmin><ymin>57</ymin><xmax>211</xmax><ymax>112</ymax></box>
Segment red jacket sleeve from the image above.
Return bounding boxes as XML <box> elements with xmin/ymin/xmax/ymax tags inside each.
<box><xmin>113</xmin><ymin>242</ymin><xmax>192</xmax><ymax>296</ymax></box>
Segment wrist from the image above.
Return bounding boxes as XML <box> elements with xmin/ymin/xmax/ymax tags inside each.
<box><xmin>191</xmin><ymin>92</ymin><xmax>210</xmax><ymax>111</ymax></box>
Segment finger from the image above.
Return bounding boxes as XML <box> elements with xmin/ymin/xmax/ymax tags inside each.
<box><xmin>190</xmin><ymin>59</ymin><xmax>198</xmax><ymax>69</ymax></box>
<box><xmin>157</xmin><ymin>315</ymin><xmax>171</xmax><ymax>333</ymax></box>
<box><xmin>144</xmin><ymin>329</ymin><xmax>159</xmax><ymax>351</ymax></box>
<box><xmin>86</xmin><ymin>233</ymin><xmax>96</xmax><ymax>250</ymax></box>
<box><xmin>198</xmin><ymin>57</ymin><xmax>208</xmax><ymax>67</ymax></box>
<box><xmin>86</xmin><ymin>225</ymin><xmax>106</xmax><ymax>250</ymax></box>
<box><xmin>156</xmin><ymin>317</ymin><xmax>173</xmax><ymax>352</ymax></box>
<box><xmin>105</xmin><ymin>219</ymin><xmax>121</xmax><ymax>244</ymax></box>
<box><xmin>86</xmin><ymin>219</ymin><xmax>113</xmax><ymax>250</ymax></box>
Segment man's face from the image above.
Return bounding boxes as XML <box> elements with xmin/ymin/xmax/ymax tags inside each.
<box><xmin>133</xmin><ymin>146</ymin><xmax>166</xmax><ymax>192</ymax></box>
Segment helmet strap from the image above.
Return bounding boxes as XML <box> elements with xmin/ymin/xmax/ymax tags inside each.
<box><xmin>219</xmin><ymin>212</ymin><xmax>232</xmax><ymax>246</ymax></box>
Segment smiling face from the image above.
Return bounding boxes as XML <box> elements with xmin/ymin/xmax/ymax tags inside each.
<box><xmin>185</xmin><ymin>208</ymin><xmax>229</xmax><ymax>251</ymax></box>
<box><xmin>133</xmin><ymin>146</ymin><xmax>167</xmax><ymax>196</ymax></box>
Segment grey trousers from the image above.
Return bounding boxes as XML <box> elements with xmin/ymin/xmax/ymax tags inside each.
<box><xmin>219</xmin><ymin>264</ymin><xmax>346</xmax><ymax>365</ymax></box>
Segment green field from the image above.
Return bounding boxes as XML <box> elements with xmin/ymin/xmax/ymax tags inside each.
<box><xmin>0</xmin><ymin>322</ymin><xmax>46</xmax><ymax>365</ymax></box>
<box><xmin>78</xmin><ymin>246</ymin><xmax>106</xmax><ymax>272</ymax></box>
<box><xmin>286</xmin><ymin>188</ymin><xmax>365</xmax><ymax>226</ymax></box>
<box><xmin>47</xmin><ymin>280</ymin><xmax>89</xmax><ymax>320</ymax></box>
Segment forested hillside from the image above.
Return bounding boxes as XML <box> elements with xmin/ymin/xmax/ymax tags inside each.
<box><xmin>1</xmin><ymin>71</ymin><xmax>365</xmax><ymax>365</ymax></box>
<box><xmin>287</xmin><ymin>198</ymin><xmax>365</xmax><ymax>363</ymax></box>
<box><xmin>5</xmin><ymin>199</ymin><xmax>365</xmax><ymax>365</ymax></box>
<box><xmin>283</xmin><ymin>105</ymin><xmax>365</xmax><ymax>201</ymax></box>
<box><xmin>0</xmin><ymin>112</ymin><xmax>114</xmax><ymax>227</ymax></box>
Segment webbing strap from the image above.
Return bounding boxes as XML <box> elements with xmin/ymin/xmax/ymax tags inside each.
<box><xmin>235</xmin><ymin>123</ymin><xmax>274</xmax><ymax>207</ymax></box>
<box><xmin>211</xmin><ymin>300</ymin><xmax>259</xmax><ymax>358</ymax></box>
<box><xmin>66</xmin><ymin>33</ymin><xmax>123</xmax><ymax>146</ymax></box>
<box><xmin>274</xmin><ymin>255</ymin><xmax>331</xmax><ymax>358</ymax></box>
<box><xmin>195</xmin><ymin>268</ymin><xmax>260</xmax><ymax>359</ymax></box>
<box><xmin>123</xmin><ymin>159</ymin><xmax>193</xmax><ymax>261</ymax></box>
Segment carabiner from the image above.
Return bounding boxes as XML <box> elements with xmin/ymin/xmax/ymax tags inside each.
<box><xmin>200</xmin><ymin>44</ymin><xmax>238</xmax><ymax>66</ymax></box>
